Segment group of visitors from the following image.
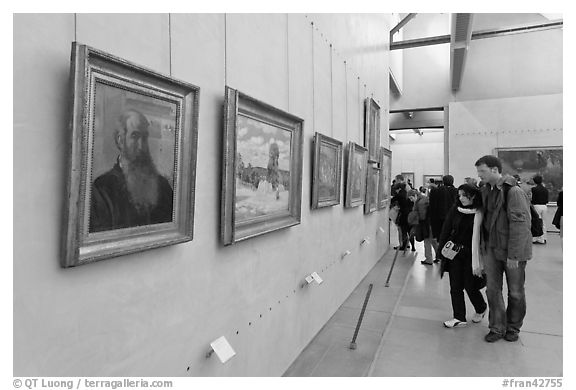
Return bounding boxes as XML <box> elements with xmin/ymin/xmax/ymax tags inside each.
<box><xmin>389</xmin><ymin>154</ymin><xmax>559</xmax><ymax>343</ymax></box>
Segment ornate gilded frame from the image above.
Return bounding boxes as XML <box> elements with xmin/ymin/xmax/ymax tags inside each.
<box><xmin>344</xmin><ymin>142</ymin><xmax>368</xmax><ymax>208</ymax></box>
<box><xmin>62</xmin><ymin>42</ymin><xmax>199</xmax><ymax>267</ymax></box>
<box><xmin>311</xmin><ymin>132</ymin><xmax>343</xmax><ymax>209</ymax></box>
<box><xmin>378</xmin><ymin>147</ymin><xmax>392</xmax><ymax>209</ymax></box>
<box><xmin>221</xmin><ymin>87</ymin><xmax>304</xmax><ymax>245</ymax></box>
<box><xmin>364</xmin><ymin>97</ymin><xmax>381</xmax><ymax>163</ymax></box>
<box><xmin>365</xmin><ymin>164</ymin><xmax>380</xmax><ymax>214</ymax></box>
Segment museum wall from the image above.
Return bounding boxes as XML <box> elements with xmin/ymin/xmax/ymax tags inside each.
<box><xmin>13</xmin><ymin>13</ymin><xmax>391</xmax><ymax>376</ymax></box>
<box><xmin>448</xmin><ymin>94</ymin><xmax>563</xmax><ymax>187</ymax></box>
<box><xmin>389</xmin><ymin>130</ymin><xmax>444</xmax><ymax>189</ymax></box>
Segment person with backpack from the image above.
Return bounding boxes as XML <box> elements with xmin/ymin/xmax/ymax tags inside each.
<box><xmin>474</xmin><ymin>155</ymin><xmax>532</xmax><ymax>343</ymax></box>
<box><xmin>391</xmin><ymin>182</ymin><xmax>415</xmax><ymax>251</ymax></box>
<box><xmin>407</xmin><ymin>189</ymin><xmax>434</xmax><ymax>264</ymax></box>
<box><xmin>429</xmin><ymin>175</ymin><xmax>458</xmax><ymax>262</ymax></box>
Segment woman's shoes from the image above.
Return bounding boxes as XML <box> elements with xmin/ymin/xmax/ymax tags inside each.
<box><xmin>393</xmin><ymin>245</ymin><xmax>407</xmax><ymax>250</ymax></box>
<box><xmin>421</xmin><ymin>260</ymin><xmax>434</xmax><ymax>265</ymax></box>
<box><xmin>472</xmin><ymin>309</ymin><xmax>487</xmax><ymax>323</ymax></box>
<box><xmin>443</xmin><ymin>318</ymin><xmax>467</xmax><ymax>328</ymax></box>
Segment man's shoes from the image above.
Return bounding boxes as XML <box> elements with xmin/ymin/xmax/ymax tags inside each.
<box><xmin>411</xmin><ymin>247</ymin><xmax>416</xmax><ymax>252</ymax></box>
<box><xmin>393</xmin><ymin>246</ymin><xmax>406</xmax><ymax>250</ymax></box>
<box><xmin>443</xmin><ymin>318</ymin><xmax>467</xmax><ymax>328</ymax></box>
<box><xmin>421</xmin><ymin>260</ymin><xmax>434</xmax><ymax>265</ymax></box>
<box><xmin>472</xmin><ymin>309</ymin><xmax>487</xmax><ymax>323</ymax></box>
<box><xmin>504</xmin><ymin>331</ymin><xmax>519</xmax><ymax>342</ymax></box>
<box><xmin>484</xmin><ymin>331</ymin><xmax>503</xmax><ymax>343</ymax></box>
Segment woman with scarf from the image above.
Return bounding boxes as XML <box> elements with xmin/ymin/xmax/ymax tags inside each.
<box><xmin>438</xmin><ymin>183</ymin><xmax>488</xmax><ymax>328</ymax></box>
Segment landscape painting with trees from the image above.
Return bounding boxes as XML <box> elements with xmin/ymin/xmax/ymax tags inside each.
<box><xmin>222</xmin><ymin>87</ymin><xmax>303</xmax><ymax>245</ymax></box>
<box><xmin>235</xmin><ymin>114</ymin><xmax>292</xmax><ymax>222</ymax></box>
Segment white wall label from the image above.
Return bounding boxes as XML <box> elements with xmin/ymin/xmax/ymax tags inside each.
<box><xmin>311</xmin><ymin>272</ymin><xmax>323</xmax><ymax>285</ymax></box>
<box><xmin>210</xmin><ymin>336</ymin><xmax>236</xmax><ymax>363</ymax></box>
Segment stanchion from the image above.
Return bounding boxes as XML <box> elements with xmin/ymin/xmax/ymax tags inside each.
<box><xmin>349</xmin><ymin>283</ymin><xmax>373</xmax><ymax>350</ymax></box>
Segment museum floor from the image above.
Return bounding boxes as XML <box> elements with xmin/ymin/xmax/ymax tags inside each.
<box><xmin>284</xmin><ymin>227</ymin><xmax>563</xmax><ymax>377</ymax></box>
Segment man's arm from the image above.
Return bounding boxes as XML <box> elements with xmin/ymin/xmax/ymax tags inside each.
<box><xmin>506</xmin><ymin>186</ymin><xmax>531</xmax><ymax>262</ymax></box>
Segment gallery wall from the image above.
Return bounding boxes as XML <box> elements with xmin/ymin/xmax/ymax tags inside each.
<box><xmin>448</xmin><ymin>94</ymin><xmax>563</xmax><ymax>186</ymax></box>
<box><xmin>13</xmin><ymin>13</ymin><xmax>391</xmax><ymax>376</ymax></box>
<box><xmin>389</xmin><ymin>130</ymin><xmax>444</xmax><ymax>189</ymax></box>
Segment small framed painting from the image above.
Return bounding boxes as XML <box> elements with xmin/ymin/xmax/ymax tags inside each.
<box><xmin>365</xmin><ymin>165</ymin><xmax>380</xmax><ymax>214</ymax></box>
<box><xmin>344</xmin><ymin>142</ymin><xmax>368</xmax><ymax>208</ymax></box>
<box><xmin>311</xmin><ymin>132</ymin><xmax>343</xmax><ymax>209</ymax></box>
<box><xmin>364</xmin><ymin>98</ymin><xmax>381</xmax><ymax>162</ymax></box>
<box><xmin>378</xmin><ymin>147</ymin><xmax>392</xmax><ymax>209</ymax></box>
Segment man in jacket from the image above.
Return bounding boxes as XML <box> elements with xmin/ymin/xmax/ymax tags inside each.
<box><xmin>475</xmin><ymin>155</ymin><xmax>532</xmax><ymax>343</ymax></box>
<box><xmin>429</xmin><ymin>175</ymin><xmax>458</xmax><ymax>261</ymax></box>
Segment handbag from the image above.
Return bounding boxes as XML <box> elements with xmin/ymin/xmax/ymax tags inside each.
<box><xmin>407</xmin><ymin>210</ymin><xmax>419</xmax><ymax>226</ymax></box>
<box><xmin>441</xmin><ymin>241</ymin><xmax>463</xmax><ymax>260</ymax></box>
<box><xmin>414</xmin><ymin>223</ymin><xmax>426</xmax><ymax>242</ymax></box>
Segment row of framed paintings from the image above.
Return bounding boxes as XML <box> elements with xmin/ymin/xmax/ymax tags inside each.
<box><xmin>62</xmin><ymin>42</ymin><xmax>389</xmax><ymax>267</ymax></box>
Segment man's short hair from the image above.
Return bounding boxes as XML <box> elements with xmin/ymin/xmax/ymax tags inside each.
<box><xmin>533</xmin><ymin>174</ymin><xmax>543</xmax><ymax>185</ymax></box>
<box><xmin>474</xmin><ymin>155</ymin><xmax>502</xmax><ymax>173</ymax></box>
<box><xmin>442</xmin><ymin>175</ymin><xmax>454</xmax><ymax>186</ymax></box>
<box><xmin>395</xmin><ymin>174</ymin><xmax>405</xmax><ymax>181</ymax></box>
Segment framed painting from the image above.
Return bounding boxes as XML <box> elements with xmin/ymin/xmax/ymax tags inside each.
<box><xmin>495</xmin><ymin>147</ymin><xmax>563</xmax><ymax>203</ymax></box>
<box><xmin>221</xmin><ymin>87</ymin><xmax>304</xmax><ymax>245</ymax></box>
<box><xmin>378</xmin><ymin>147</ymin><xmax>392</xmax><ymax>209</ymax></box>
<box><xmin>365</xmin><ymin>165</ymin><xmax>380</xmax><ymax>214</ymax></box>
<box><xmin>62</xmin><ymin>42</ymin><xmax>200</xmax><ymax>267</ymax></box>
<box><xmin>311</xmin><ymin>132</ymin><xmax>343</xmax><ymax>209</ymax></box>
<box><xmin>344</xmin><ymin>142</ymin><xmax>368</xmax><ymax>208</ymax></box>
<box><xmin>401</xmin><ymin>172</ymin><xmax>415</xmax><ymax>188</ymax></box>
<box><xmin>423</xmin><ymin>175</ymin><xmax>443</xmax><ymax>186</ymax></box>
<box><xmin>364</xmin><ymin>98</ymin><xmax>381</xmax><ymax>162</ymax></box>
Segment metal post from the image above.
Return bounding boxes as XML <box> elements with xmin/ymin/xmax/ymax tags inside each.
<box><xmin>349</xmin><ymin>283</ymin><xmax>373</xmax><ymax>349</ymax></box>
<box><xmin>385</xmin><ymin>243</ymin><xmax>402</xmax><ymax>287</ymax></box>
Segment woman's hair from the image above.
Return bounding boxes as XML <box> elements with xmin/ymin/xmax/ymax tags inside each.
<box><xmin>457</xmin><ymin>183</ymin><xmax>482</xmax><ymax>209</ymax></box>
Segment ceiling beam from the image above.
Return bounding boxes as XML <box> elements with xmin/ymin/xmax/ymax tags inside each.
<box><xmin>390</xmin><ymin>13</ymin><xmax>417</xmax><ymax>42</ymax></box>
<box><xmin>391</xmin><ymin>19</ymin><xmax>563</xmax><ymax>50</ymax></box>
<box><xmin>390</xmin><ymin>106</ymin><xmax>444</xmax><ymax>113</ymax></box>
<box><xmin>390</xmin><ymin>126</ymin><xmax>444</xmax><ymax>131</ymax></box>
<box><xmin>451</xmin><ymin>13</ymin><xmax>474</xmax><ymax>91</ymax></box>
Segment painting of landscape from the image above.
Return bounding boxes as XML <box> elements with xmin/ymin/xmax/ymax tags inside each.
<box><xmin>235</xmin><ymin>114</ymin><xmax>292</xmax><ymax>222</ymax></box>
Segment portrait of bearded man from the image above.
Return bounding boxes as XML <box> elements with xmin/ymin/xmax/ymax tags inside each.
<box><xmin>89</xmin><ymin>109</ymin><xmax>174</xmax><ymax>232</ymax></box>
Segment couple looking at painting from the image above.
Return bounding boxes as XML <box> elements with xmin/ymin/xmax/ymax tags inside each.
<box><xmin>436</xmin><ymin>155</ymin><xmax>532</xmax><ymax>344</ymax></box>
<box><xmin>391</xmin><ymin>155</ymin><xmax>532</xmax><ymax>343</ymax></box>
